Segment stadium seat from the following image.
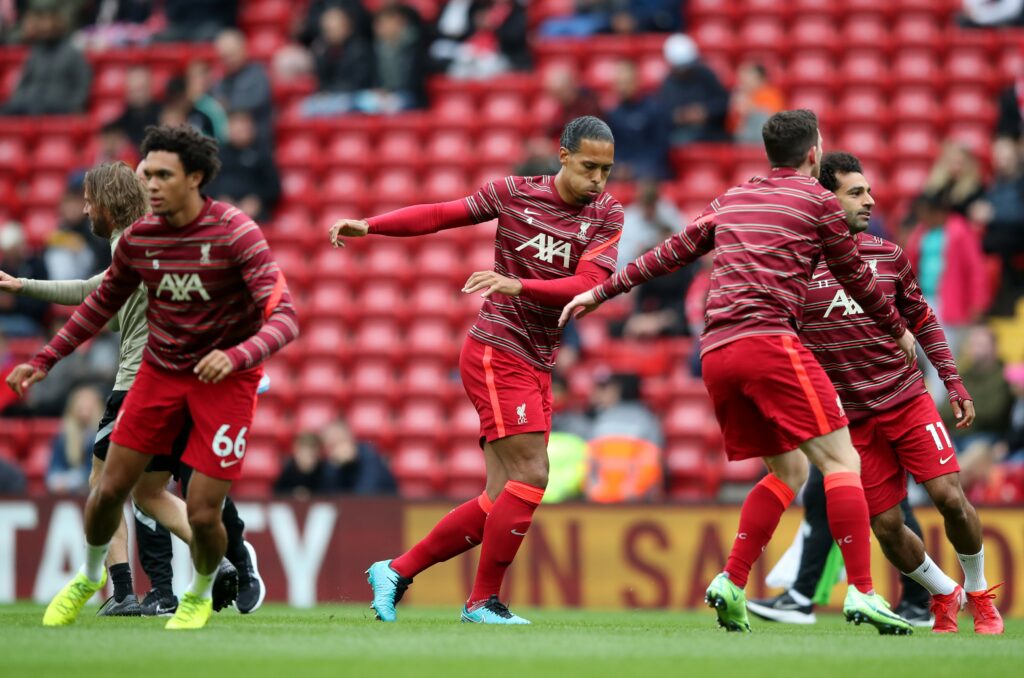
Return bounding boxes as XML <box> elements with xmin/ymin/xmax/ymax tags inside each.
<box><xmin>362</xmin><ymin>242</ymin><xmax>415</xmax><ymax>285</ymax></box>
<box><xmin>891</xmin><ymin>88</ymin><xmax>942</xmax><ymax>127</ymax></box>
<box><xmin>481</xmin><ymin>92</ymin><xmax>526</xmax><ymax>129</ymax></box>
<box><xmin>325</xmin><ymin>132</ymin><xmax>373</xmax><ymax>170</ymax></box>
<box><xmin>296</xmin><ymin>362</ymin><xmax>346</xmax><ymax>405</ymax></box>
<box><xmin>371</xmin><ymin>168</ymin><xmax>419</xmax><ymax>203</ymax></box>
<box><xmin>892</xmin><ymin>13</ymin><xmax>944</xmax><ymax>48</ymax></box>
<box><xmin>302</xmin><ymin>319</ymin><xmax>349</xmax><ymax>361</ymax></box>
<box><xmin>946</xmin><ymin>49</ymin><xmax>997</xmax><ymax>90</ymax></box>
<box><xmin>406</xmin><ymin>319</ymin><xmax>455</xmax><ymax>363</ymax></box>
<box><xmin>944</xmin><ymin>87</ymin><xmax>997</xmax><ymax>126</ymax></box>
<box><xmin>400</xmin><ymin>361</ymin><xmax>455</xmax><ymax>401</ymax></box>
<box><xmin>892</xmin><ymin>50</ymin><xmax>940</xmax><ymax>87</ymax></box>
<box><xmin>346</xmin><ymin>400</ymin><xmax>394</xmax><ymax>448</ymax></box>
<box><xmin>358</xmin><ymin>281</ymin><xmax>408</xmax><ymax>324</ymax></box>
<box><xmin>423</xmin><ymin>168</ymin><xmax>470</xmax><ymax>202</ymax></box>
<box><xmin>839</xmin><ymin>52</ymin><xmax>890</xmax><ymax>88</ymax></box>
<box><xmin>395</xmin><ymin>399</ymin><xmax>448</xmax><ymax>446</ymax></box>
<box><xmin>841</xmin><ymin>14</ymin><xmax>891</xmax><ymax>52</ymax></box>
<box><xmin>790</xmin><ymin>16</ymin><xmax>839</xmax><ymax>54</ymax></box>
<box><xmin>445</xmin><ymin>445</ymin><xmax>487</xmax><ymax>498</ymax></box>
<box><xmin>24</xmin><ymin>173</ymin><xmax>66</xmax><ymax>208</ymax></box>
<box><xmin>0</xmin><ymin>137</ymin><xmax>27</xmax><ymax>178</ymax></box>
<box><xmin>277</xmin><ymin>134</ymin><xmax>321</xmax><ymax>170</ymax></box>
<box><xmin>352</xmin><ymin>320</ymin><xmax>403</xmax><ymax>361</ymax></box>
<box><xmin>391</xmin><ymin>443</ymin><xmax>440</xmax><ymax>498</ymax></box>
<box><xmin>785</xmin><ymin>52</ymin><xmax>834</xmax><ymax>90</ymax></box>
<box><xmin>377</xmin><ymin>131</ymin><xmax>422</xmax><ymax>169</ymax></box>
<box><xmin>295</xmin><ymin>401</ymin><xmax>339</xmax><ymax>434</ymax></box>
<box><xmin>325</xmin><ymin>168</ymin><xmax>371</xmax><ymax>205</ymax></box>
<box><xmin>892</xmin><ymin>124</ymin><xmax>939</xmax><ymax>162</ymax></box>
<box><xmin>426</xmin><ymin>130</ymin><xmax>474</xmax><ymax>163</ymax></box>
<box><xmin>415</xmin><ymin>241</ymin><xmax>463</xmax><ymax>285</ymax></box>
<box><xmin>32</xmin><ymin>136</ymin><xmax>76</xmax><ymax>172</ymax></box>
<box><xmin>478</xmin><ymin>130</ymin><xmax>524</xmax><ymax>166</ymax></box>
<box><xmin>738</xmin><ymin>18</ymin><xmax>786</xmax><ymax>53</ymax></box>
<box><xmin>720</xmin><ymin>457</ymin><xmax>766</xmax><ymax>485</ymax></box>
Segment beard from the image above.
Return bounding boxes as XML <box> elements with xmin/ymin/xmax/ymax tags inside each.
<box><xmin>89</xmin><ymin>217</ymin><xmax>111</xmax><ymax>239</ymax></box>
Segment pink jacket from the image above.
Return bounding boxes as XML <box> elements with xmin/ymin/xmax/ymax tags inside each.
<box><xmin>905</xmin><ymin>214</ymin><xmax>988</xmax><ymax>325</ymax></box>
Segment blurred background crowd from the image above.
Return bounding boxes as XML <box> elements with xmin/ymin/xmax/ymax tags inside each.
<box><xmin>0</xmin><ymin>0</ymin><xmax>1023</xmax><ymax>507</ymax></box>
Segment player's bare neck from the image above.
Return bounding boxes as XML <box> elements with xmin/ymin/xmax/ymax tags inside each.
<box><xmin>552</xmin><ymin>172</ymin><xmax>582</xmax><ymax>208</ymax></box>
<box><xmin>165</xmin><ymin>194</ymin><xmax>205</xmax><ymax>228</ymax></box>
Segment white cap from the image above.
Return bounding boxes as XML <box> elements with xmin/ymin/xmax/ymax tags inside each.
<box><xmin>0</xmin><ymin>222</ymin><xmax>25</xmax><ymax>251</ymax></box>
<box><xmin>664</xmin><ymin>34</ymin><xmax>699</xmax><ymax>67</ymax></box>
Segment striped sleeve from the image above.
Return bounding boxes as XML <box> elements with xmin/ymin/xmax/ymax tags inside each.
<box><xmin>593</xmin><ymin>208</ymin><xmax>716</xmax><ymax>302</ymax></box>
<box><xmin>818</xmin><ymin>194</ymin><xmax>906</xmax><ymax>338</ymax></box>
<box><xmin>223</xmin><ymin>220</ymin><xmax>300</xmax><ymax>371</ymax></box>
<box><xmin>579</xmin><ymin>200</ymin><xmax>624</xmax><ymax>272</ymax></box>
<box><xmin>30</xmin><ymin>237</ymin><xmax>141</xmax><ymax>373</ymax></box>
<box><xmin>463</xmin><ymin>178</ymin><xmax>511</xmax><ymax>222</ymax></box>
<box><xmin>893</xmin><ymin>244</ymin><xmax>962</xmax><ymax>395</ymax></box>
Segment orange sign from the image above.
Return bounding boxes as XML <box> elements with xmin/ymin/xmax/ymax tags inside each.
<box><xmin>404</xmin><ymin>505</ymin><xmax>1023</xmax><ymax>616</ymax></box>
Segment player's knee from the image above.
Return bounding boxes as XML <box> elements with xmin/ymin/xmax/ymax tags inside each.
<box><xmin>94</xmin><ymin>477</ymin><xmax>130</xmax><ymax>508</ymax></box>
<box><xmin>870</xmin><ymin>509</ymin><xmax>903</xmax><ymax>544</ymax></box>
<box><xmin>187</xmin><ymin>504</ymin><xmax>222</xmax><ymax>534</ymax></box>
<box><xmin>931</xmin><ymin>483</ymin><xmax>968</xmax><ymax>521</ymax></box>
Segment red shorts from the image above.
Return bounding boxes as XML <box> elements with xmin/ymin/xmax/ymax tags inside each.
<box><xmin>459</xmin><ymin>337</ymin><xmax>552</xmax><ymax>445</ymax></box>
<box><xmin>851</xmin><ymin>392</ymin><xmax>961</xmax><ymax>516</ymax></box>
<box><xmin>110</xmin><ymin>361</ymin><xmax>263</xmax><ymax>481</ymax></box>
<box><xmin>702</xmin><ymin>334</ymin><xmax>848</xmax><ymax>460</ymax></box>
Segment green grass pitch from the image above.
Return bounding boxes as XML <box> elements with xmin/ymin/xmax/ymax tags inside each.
<box><xmin>4</xmin><ymin>603</ymin><xmax>1021</xmax><ymax>677</ymax></box>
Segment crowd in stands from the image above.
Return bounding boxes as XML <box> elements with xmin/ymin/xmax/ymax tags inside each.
<box><xmin>0</xmin><ymin>0</ymin><xmax>1023</xmax><ymax>503</ymax></box>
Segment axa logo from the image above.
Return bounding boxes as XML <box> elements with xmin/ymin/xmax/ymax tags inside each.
<box><xmin>156</xmin><ymin>273</ymin><xmax>211</xmax><ymax>301</ymax></box>
<box><xmin>824</xmin><ymin>289</ymin><xmax>864</xmax><ymax>318</ymax></box>
<box><xmin>515</xmin><ymin>233</ymin><xmax>572</xmax><ymax>267</ymax></box>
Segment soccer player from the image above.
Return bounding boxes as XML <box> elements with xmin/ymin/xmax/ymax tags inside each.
<box><xmin>329</xmin><ymin>116</ymin><xmax>622</xmax><ymax>624</ymax></box>
<box><xmin>789</xmin><ymin>151</ymin><xmax>1001</xmax><ymax>634</ymax></box>
<box><xmin>0</xmin><ymin>161</ymin><xmax>259</xmax><ymax>617</ymax></box>
<box><xmin>561</xmin><ymin>109</ymin><xmax>915</xmax><ymax>634</ymax></box>
<box><xmin>6</xmin><ymin>125</ymin><xmax>298</xmax><ymax>630</ymax></box>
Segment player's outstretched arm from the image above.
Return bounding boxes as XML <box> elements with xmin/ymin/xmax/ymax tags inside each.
<box><xmin>0</xmin><ymin>269</ymin><xmax>105</xmax><ymax>305</ymax></box>
<box><xmin>6</xmin><ymin>363</ymin><xmax>46</xmax><ymax>396</ymax></box>
<box><xmin>328</xmin><ymin>199</ymin><xmax>478</xmax><ymax>247</ymax></box>
<box><xmin>892</xmin><ymin>246</ymin><xmax>974</xmax><ymax>427</ymax></box>
<box><xmin>464</xmin><ymin>260</ymin><xmax>612</xmax><ymax>306</ymax></box>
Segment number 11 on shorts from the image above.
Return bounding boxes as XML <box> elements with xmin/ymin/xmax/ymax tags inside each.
<box><xmin>213</xmin><ymin>424</ymin><xmax>248</xmax><ymax>468</ymax></box>
<box><xmin>924</xmin><ymin>421</ymin><xmax>952</xmax><ymax>450</ymax></box>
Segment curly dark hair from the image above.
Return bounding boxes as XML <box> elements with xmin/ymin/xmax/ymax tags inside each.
<box><xmin>819</xmin><ymin>152</ymin><xmax>864</xmax><ymax>193</ymax></box>
<box><xmin>560</xmin><ymin>115</ymin><xmax>614</xmax><ymax>153</ymax></box>
<box><xmin>140</xmin><ymin>124</ymin><xmax>221</xmax><ymax>188</ymax></box>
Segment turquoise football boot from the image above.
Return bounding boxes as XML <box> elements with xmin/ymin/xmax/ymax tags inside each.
<box><xmin>460</xmin><ymin>596</ymin><xmax>531</xmax><ymax>625</ymax></box>
<box><xmin>365</xmin><ymin>560</ymin><xmax>412</xmax><ymax>622</ymax></box>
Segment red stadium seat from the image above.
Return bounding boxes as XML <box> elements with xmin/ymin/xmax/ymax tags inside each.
<box><xmin>277</xmin><ymin>134</ymin><xmax>320</xmax><ymax>170</ymax></box>
<box><xmin>32</xmin><ymin>136</ymin><xmax>76</xmax><ymax>171</ymax></box>
<box><xmin>358</xmin><ymin>281</ymin><xmax>408</xmax><ymax>323</ymax></box>
<box><xmin>721</xmin><ymin>457</ymin><xmax>767</xmax><ymax>485</ymax></box>
<box><xmin>891</xmin><ymin>88</ymin><xmax>941</xmax><ymax>127</ymax></box>
<box><xmin>481</xmin><ymin>93</ymin><xmax>526</xmax><ymax>128</ymax></box>
<box><xmin>691</xmin><ymin>19</ymin><xmax>736</xmax><ymax>55</ymax></box>
<box><xmin>479</xmin><ymin>130</ymin><xmax>524</xmax><ymax>166</ymax></box>
<box><xmin>841</xmin><ymin>14</ymin><xmax>891</xmax><ymax>52</ymax></box>
<box><xmin>892</xmin><ymin>50</ymin><xmax>940</xmax><ymax>87</ymax></box>
<box><xmin>785</xmin><ymin>52</ymin><xmax>834</xmax><ymax>90</ymax></box>
<box><xmin>738</xmin><ymin>18</ymin><xmax>786</xmax><ymax>53</ymax></box>
<box><xmin>944</xmin><ymin>87</ymin><xmax>997</xmax><ymax>126</ymax></box>
<box><xmin>434</xmin><ymin>93</ymin><xmax>478</xmax><ymax>128</ymax></box>
<box><xmin>836</xmin><ymin>88</ymin><xmax>889</xmax><ymax>127</ymax></box>
<box><xmin>0</xmin><ymin>137</ymin><xmax>27</xmax><ymax>178</ymax></box>
<box><xmin>426</xmin><ymin>130</ymin><xmax>474</xmax><ymax>163</ymax></box>
<box><xmin>281</xmin><ymin>169</ymin><xmax>315</xmax><ymax>202</ymax></box>
<box><xmin>395</xmin><ymin>399</ymin><xmax>447</xmax><ymax>446</ymax></box>
<box><xmin>445</xmin><ymin>445</ymin><xmax>487</xmax><ymax>498</ymax></box>
<box><xmin>890</xmin><ymin>161</ymin><xmax>932</xmax><ymax>200</ymax></box>
<box><xmin>347</xmin><ymin>400</ymin><xmax>395</xmax><ymax>448</ymax></box>
<box><xmin>295</xmin><ymin>401</ymin><xmax>338</xmax><ymax>434</ymax></box>
<box><xmin>892</xmin><ymin>124</ymin><xmax>939</xmax><ymax>161</ymax></box>
<box><xmin>302</xmin><ymin>319</ymin><xmax>349</xmax><ymax>361</ymax></box>
<box><xmin>415</xmin><ymin>241</ymin><xmax>463</xmax><ymax>284</ymax></box>
<box><xmin>325</xmin><ymin>132</ymin><xmax>373</xmax><ymax>170</ymax></box>
<box><xmin>296</xmin><ymin>362</ymin><xmax>346</xmax><ymax>405</ymax></box>
<box><xmin>790</xmin><ymin>16</ymin><xmax>839</xmax><ymax>54</ymax></box>
<box><xmin>25</xmin><ymin>172</ymin><xmax>66</xmax><ymax>207</ymax></box>
<box><xmin>362</xmin><ymin>242</ymin><xmax>414</xmax><ymax>285</ymax></box>
<box><xmin>409</xmin><ymin>281</ymin><xmax>463</xmax><ymax>325</ymax></box>
<box><xmin>376</xmin><ymin>132</ymin><xmax>422</xmax><ymax>169</ymax></box>
<box><xmin>406</xmin><ymin>319</ymin><xmax>455</xmax><ymax>363</ymax></box>
<box><xmin>946</xmin><ymin>50</ymin><xmax>997</xmax><ymax>90</ymax></box>
<box><xmin>391</xmin><ymin>443</ymin><xmax>439</xmax><ymax>498</ymax></box>
<box><xmin>352</xmin><ymin>320</ymin><xmax>403</xmax><ymax>360</ymax></box>
<box><xmin>350</xmin><ymin>359</ymin><xmax>397</xmax><ymax>403</ymax></box>
<box><xmin>371</xmin><ymin>168</ymin><xmax>419</xmax><ymax>203</ymax></box>
<box><xmin>839</xmin><ymin>52</ymin><xmax>889</xmax><ymax>89</ymax></box>
<box><xmin>93</xmin><ymin>66</ymin><xmax>127</xmax><ymax>99</ymax></box>
<box><xmin>837</xmin><ymin>124</ymin><xmax>889</xmax><ymax>165</ymax></box>
<box><xmin>423</xmin><ymin>168</ymin><xmax>470</xmax><ymax>202</ymax></box>
<box><xmin>892</xmin><ymin>13</ymin><xmax>944</xmax><ymax>48</ymax></box>
<box><xmin>325</xmin><ymin>168</ymin><xmax>370</xmax><ymax>202</ymax></box>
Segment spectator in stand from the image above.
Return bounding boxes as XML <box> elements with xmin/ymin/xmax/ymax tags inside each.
<box><xmin>76</xmin><ymin>0</ymin><xmax>154</xmax><ymax>49</ymax></box>
<box><xmin>46</xmin><ymin>385</ymin><xmax>104</xmax><ymax>495</ymax></box>
<box><xmin>1</xmin><ymin>0</ymin><xmax>91</xmax><ymax>115</ymax></box>
<box><xmin>543</xmin><ymin>64</ymin><xmax>603</xmax><ymax>140</ymax></box>
<box><xmin>161</xmin><ymin>67</ymin><xmax>229</xmax><ymax>143</ymax></box>
<box><xmin>1001</xmin><ymin>363</ymin><xmax>1024</xmax><ymax>463</ymax></box>
<box><xmin>297</xmin><ymin>0</ymin><xmax>373</xmax><ymax>46</ymax></box>
<box><xmin>541</xmin><ymin>1</ymin><xmax>680</xmax><ymax>37</ymax></box>
<box><xmin>728</xmin><ymin>61</ymin><xmax>784</xmax><ymax>145</ymax></box>
<box><xmin>939</xmin><ymin>326</ymin><xmax>1014</xmax><ymax>490</ymax></box>
<box><xmin>997</xmin><ymin>53</ymin><xmax>1024</xmax><ymax>139</ymax></box>
<box><xmin>589</xmin><ymin>371</ymin><xmax>664</xmax><ymax>448</ymax></box>
<box><xmin>274</xmin><ymin>432</ymin><xmax>331</xmax><ymax>498</ymax></box>
<box><xmin>658</xmin><ymin>33</ymin><xmax>729</xmax><ymax>144</ymax></box>
<box><xmin>112</xmin><ymin>66</ymin><xmax>161</xmax><ymax>147</ymax></box>
<box><xmin>56</xmin><ymin>171</ymin><xmax>109</xmax><ymax>272</ymax></box>
<box><xmin>320</xmin><ymin>418</ymin><xmax>398</xmax><ymax>495</ymax></box>
<box><xmin>211</xmin><ymin>29</ymin><xmax>273</xmax><ymax>142</ymax></box>
<box><xmin>617</xmin><ymin>178</ymin><xmax>681</xmax><ymax>267</ymax></box>
<box><xmin>433</xmin><ymin>0</ymin><xmax>530</xmax><ymax>80</ymax></box>
<box><xmin>605</xmin><ymin>60</ymin><xmax>671</xmax><ymax>180</ymax></box>
<box><xmin>923</xmin><ymin>141</ymin><xmax>985</xmax><ymax>216</ymax></box>
<box><xmin>312</xmin><ymin>6</ymin><xmax>373</xmax><ymax>94</ymax></box>
<box><xmin>93</xmin><ymin>121</ymin><xmax>140</xmax><ymax>168</ymax></box>
<box><xmin>906</xmin><ymin>191</ymin><xmax>989</xmax><ymax>395</ymax></box>
<box><xmin>0</xmin><ymin>222</ymin><xmax>48</xmax><ymax>338</ymax></box>
<box><xmin>300</xmin><ymin>5</ymin><xmax>373</xmax><ymax>116</ymax></box>
<box><xmin>970</xmin><ymin>137</ymin><xmax>1024</xmax><ymax>316</ymax></box>
<box><xmin>365</xmin><ymin>6</ymin><xmax>427</xmax><ymax>112</ymax></box>
<box><xmin>513</xmin><ymin>136</ymin><xmax>561</xmax><ymax>176</ymax></box>
<box><xmin>154</xmin><ymin>0</ymin><xmax>237</xmax><ymax>43</ymax></box>
<box><xmin>551</xmin><ymin>374</ymin><xmax>591</xmax><ymax>439</ymax></box>
<box><xmin>0</xmin><ymin>458</ymin><xmax>26</xmax><ymax>494</ymax></box>
<box><xmin>207</xmin><ymin>110</ymin><xmax>281</xmax><ymax>223</ymax></box>
<box><xmin>960</xmin><ymin>0</ymin><xmax>1024</xmax><ymax>27</ymax></box>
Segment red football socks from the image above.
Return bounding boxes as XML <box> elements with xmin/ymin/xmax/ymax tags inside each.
<box><xmin>390</xmin><ymin>493</ymin><xmax>492</xmax><ymax>579</ymax></box>
<box><xmin>824</xmin><ymin>471</ymin><xmax>873</xmax><ymax>593</ymax></box>
<box><xmin>724</xmin><ymin>474</ymin><xmax>795</xmax><ymax>588</ymax></box>
<box><xmin>468</xmin><ymin>480</ymin><xmax>544</xmax><ymax>605</ymax></box>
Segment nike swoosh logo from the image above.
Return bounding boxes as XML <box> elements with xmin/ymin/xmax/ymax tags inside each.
<box><xmin>939</xmin><ymin>454</ymin><xmax>954</xmax><ymax>465</ymax></box>
<box><xmin>510</xmin><ymin>529</ymin><xmax>527</xmax><ymax>537</ymax></box>
<box><xmin>145</xmin><ymin>249</ymin><xmax>163</xmax><ymax>257</ymax></box>
<box><xmin>524</xmin><ymin>208</ymin><xmax>538</xmax><ymax>215</ymax></box>
<box><xmin>812</xmin><ymin>270</ymin><xmax>829</xmax><ymax>279</ymax></box>
<box><xmin>220</xmin><ymin>458</ymin><xmax>241</xmax><ymax>468</ymax></box>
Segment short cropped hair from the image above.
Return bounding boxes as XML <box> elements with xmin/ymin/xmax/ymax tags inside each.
<box><xmin>140</xmin><ymin>124</ymin><xmax>221</xmax><ymax>188</ymax></box>
<box><xmin>762</xmin><ymin>109</ymin><xmax>819</xmax><ymax>169</ymax></box>
<box><xmin>84</xmin><ymin>161</ymin><xmax>149</xmax><ymax>231</ymax></box>
<box><xmin>560</xmin><ymin>116</ymin><xmax>614</xmax><ymax>153</ymax></box>
<box><xmin>819</xmin><ymin>152</ymin><xmax>864</xmax><ymax>192</ymax></box>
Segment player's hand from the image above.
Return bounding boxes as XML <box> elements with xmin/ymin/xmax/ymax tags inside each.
<box><xmin>194</xmin><ymin>350</ymin><xmax>234</xmax><ymax>384</ymax></box>
<box><xmin>895</xmin><ymin>329</ymin><xmax>916</xmax><ymax>368</ymax></box>
<box><xmin>951</xmin><ymin>399</ymin><xmax>976</xmax><ymax>430</ymax></box>
<box><xmin>329</xmin><ymin>219</ymin><xmax>369</xmax><ymax>248</ymax></box>
<box><xmin>6</xmin><ymin>363</ymin><xmax>46</xmax><ymax>396</ymax></box>
<box><xmin>462</xmin><ymin>271</ymin><xmax>522</xmax><ymax>299</ymax></box>
<box><xmin>559</xmin><ymin>289</ymin><xmax>601</xmax><ymax>327</ymax></box>
<box><xmin>0</xmin><ymin>270</ymin><xmax>23</xmax><ymax>293</ymax></box>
